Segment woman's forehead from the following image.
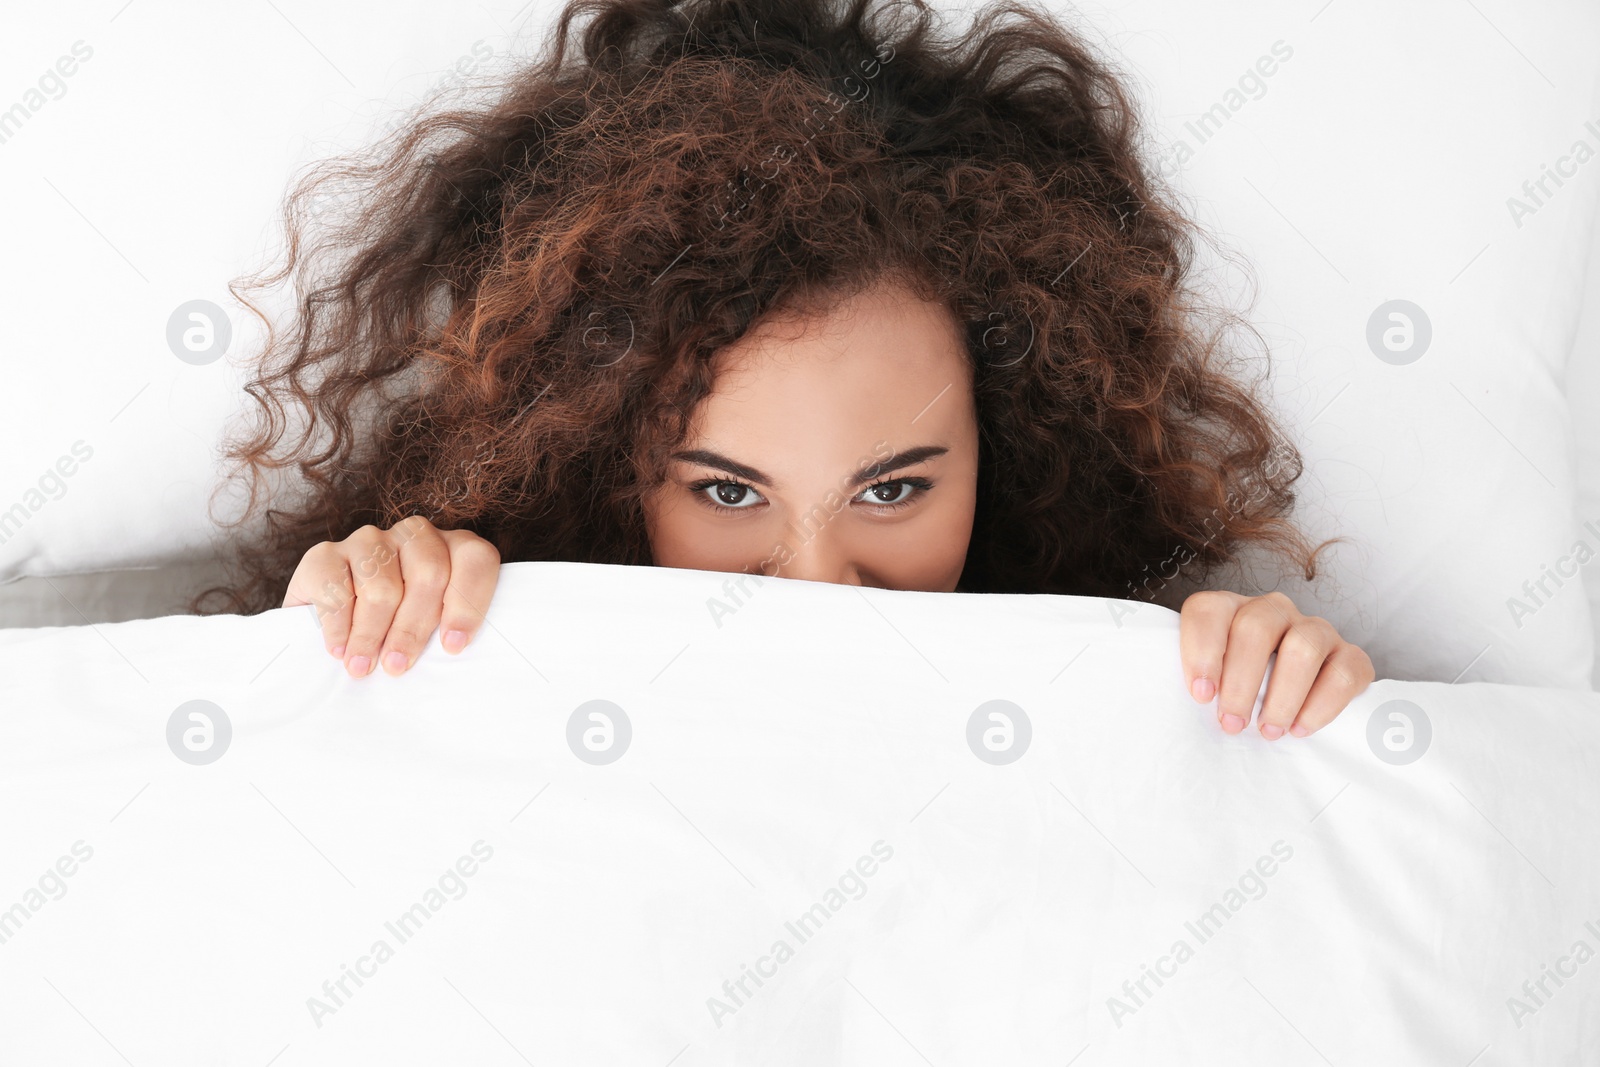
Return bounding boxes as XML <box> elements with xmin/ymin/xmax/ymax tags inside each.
<box><xmin>708</xmin><ymin>279</ymin><xmax>969</xmax><ymax>390</ymax></box>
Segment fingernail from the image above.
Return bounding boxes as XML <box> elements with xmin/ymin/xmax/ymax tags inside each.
<box><xmin>384</xmin><ymin>650</ymin><xmax>409</xmax><ymax>674</ymax></box>
<box><xmin>1261</xmin><ymin>723</ymin><xmax>1284</xmax><ymax>741</ymax></box>
<box><xmin>347</xmin><ymin>655</ymin><xmax>371</xmax><ymax>677</ymax></box>
<box><xmin>442</xmin><ymin>629</ymin><xmax>468</xmax><ymax>654</ymax></box>
<box><xmin>330</xmin><ymin>644</ymin><xmax>345</xmax><ymax>658</ymax></box>
<box><xmin>1220</xmin><ymin>713</ymin><xmax>1244</xmax><ymax>733</ymax></box>
<box><xmin>1290</xmin><ymin>723</ymin><xmax>1309</xmax><ymax>737</ymax></box>
<box><xmin>1191</xmin><ymin>677</ymin><xmax>1215</xmax><ymax>702</ymax></box>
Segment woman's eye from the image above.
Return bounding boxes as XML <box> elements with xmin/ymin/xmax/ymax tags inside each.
<box><xmin>855</xmin><ymin>477</ymin><xmax>933</xmax><ymax>510</ymax></box>
<box><xmin>858</xmin><ymin>481</ymin><xmax>912</xmax><ymax>506</ymax></box>
<box><xmin>692</xmin><ymin>479</ymin><xmax>765</xmax><ymax>510</ymax></box>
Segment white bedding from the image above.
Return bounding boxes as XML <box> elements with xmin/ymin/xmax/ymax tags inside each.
<box><xmin>1</xmin><ymin>560</ymin><xmax>1596</xmax><ymax>1064</ymax></box>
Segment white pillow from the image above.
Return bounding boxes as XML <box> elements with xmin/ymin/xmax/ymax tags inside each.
<box><xmin>1</xmin><ymin>1</ymin><xmax>1597</xmax><ymax>691</ymax></box>
<box><xmin>0</xmin><ymin>5</ymin><xmax>521</xmax><ymax>583</ymax></box>
<box><xmin>1104</xmin><ymin>2</ymin><xmax>1600</xmax><ymax>689</ymax></box>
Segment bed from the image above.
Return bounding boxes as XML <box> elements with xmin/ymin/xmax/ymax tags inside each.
<box><xmin>3</xmin><ymin>0</ymin><xmax>1600</xmax><ymax>1063</ymax></box>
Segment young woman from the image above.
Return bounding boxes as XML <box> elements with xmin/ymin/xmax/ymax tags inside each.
<box><xmin>193</xmin><ymin>0</ymin><xmax>1374</xmax><ymax>741</ymax></box>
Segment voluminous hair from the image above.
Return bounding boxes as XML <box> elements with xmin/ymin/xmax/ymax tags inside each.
<box><xmin>193</xmin><ymin>0</ymin><xmax>1335</xmax><ymax>615</ymax></box>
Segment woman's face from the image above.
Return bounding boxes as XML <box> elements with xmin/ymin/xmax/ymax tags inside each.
<box><xmin>643</xmin><ymin>277</ymin><xmax>980</xmax><ymax>591</ymax></box>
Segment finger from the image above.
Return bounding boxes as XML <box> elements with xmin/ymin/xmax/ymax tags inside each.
<box><xmin>341</xmin><ymin>525</ymin><xmax>405</xmax><ymax>678</ymax></box>
<box><xmin>1255</xmin><ymin>616</ymin><xmax>1338</xmax><ymax>740</ymax></box>
<box><xmin>1289</xmin><ymin>643</ymin><xmax>1376</xmax><ymax>737</ymax></box>
<box><xmin>436</xmin><ymin>531</ymin><xmax>502</xmax><ymax>654</ymax></box>
<box><xmin>1178</xmin><ymin>590</ymin><xmax>1246</xmax><ymax>705</ymax></box>
<box><xmin>379</xmin><ymin>518</ymin><xmax>454</xmax><ymax>675</ymax></box>
<box><xmin>1216</xmin><ymin>592</ymin><xmax>1294</xmax><ymax>734</ymax></box>
<box><xmin>282</xmin><ymin>542</ymin><xmax>357</xmax><ymax>658</ymax></box>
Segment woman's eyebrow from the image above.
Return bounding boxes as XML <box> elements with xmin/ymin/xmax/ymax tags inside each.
<box><xmin>670</xmin><ymin>445</ymin><xmax>949</xmax><ymax>491</ymax></box>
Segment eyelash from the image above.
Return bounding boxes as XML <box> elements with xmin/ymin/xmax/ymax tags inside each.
<box><xmin>685</xmin><ymin>475</ymin><xmax>935</xmax><ymax>515</ymax></box>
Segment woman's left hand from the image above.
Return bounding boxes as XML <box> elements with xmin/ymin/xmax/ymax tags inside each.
<box><xmin>1179</xmin><ymin>590</ymin><xmax>1375</xmax><ymax>739</ymax></box>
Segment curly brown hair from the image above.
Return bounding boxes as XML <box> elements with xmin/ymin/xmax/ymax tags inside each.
<box><xmin>191</xmin><ymin>0</ymin><xmax>1337</xmax><ymax>617</ymax></box>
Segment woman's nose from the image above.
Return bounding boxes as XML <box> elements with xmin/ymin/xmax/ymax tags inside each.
<box><xmin>776</xmin><ymin>528</ymin><xmax>863</xmax><ymax>586</ymax></box>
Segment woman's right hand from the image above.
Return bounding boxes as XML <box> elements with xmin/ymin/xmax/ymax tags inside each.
<box><xmin>281</xmin><ymin>516</ymin><xmax>503</xmax><ymax>677</ymax></box>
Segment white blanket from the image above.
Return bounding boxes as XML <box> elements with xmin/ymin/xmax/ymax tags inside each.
<box><xmin>1</xmin><ymin>560</ymin><xmax>1596</xmax><ymax>1064</ymax></box>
